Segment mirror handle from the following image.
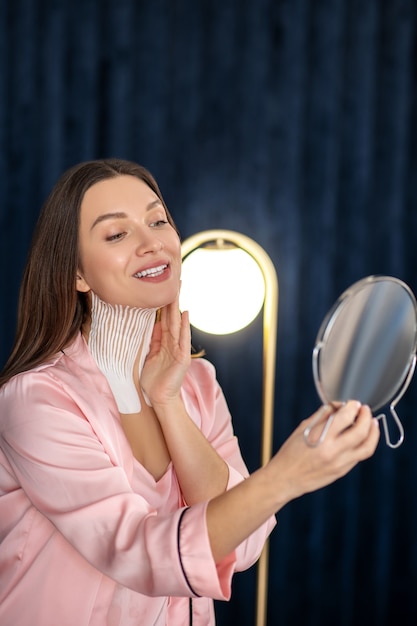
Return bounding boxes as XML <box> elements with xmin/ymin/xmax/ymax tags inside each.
<box><xmin>375</xmin><ymin>410</ymin><xmax>404</xmax><ymax>449</ymax></box>
<box><xmin>375</xmin><ymin>354</ymin><xmax>416</xmax><ymax>448</ymax></box>
<box><xmin>303</xmin><ymin>410</ymin><xmax>336</xmax><ymax>447</ymax></box>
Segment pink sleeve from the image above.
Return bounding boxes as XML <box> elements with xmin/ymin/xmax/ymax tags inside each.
<box><xmin>178</xmin><ymin>502</ymin><xmax>236</xmax><ymax>599</ymax></box>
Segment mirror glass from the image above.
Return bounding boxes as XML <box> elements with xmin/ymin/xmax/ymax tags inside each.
<box><xmin>309</xmin><ymin>276</ymin><xmax>417</xmax><ymax>448</ymax></box>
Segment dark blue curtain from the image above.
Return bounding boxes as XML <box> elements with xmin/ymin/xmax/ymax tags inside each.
<box><xmin>1</xmin><ymin>1</ymin><xmax>417</xmax><ymax>624</ymax></box>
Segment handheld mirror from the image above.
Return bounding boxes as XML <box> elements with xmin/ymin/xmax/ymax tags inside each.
<box><xmin>304</xmin><ymin>276</ymin><xmax>417</xmax><ymax>449</ymax></box>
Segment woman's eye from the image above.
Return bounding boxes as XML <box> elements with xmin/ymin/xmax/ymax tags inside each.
<box><xmin>151</xmin><ymin>219</ymin><xmax>168</xmax><ymax>228</ymax></box>
<box><xmin>106</xmin><ymin>232</ymin><xmax>125</xmax><ymax>242</ymax></box>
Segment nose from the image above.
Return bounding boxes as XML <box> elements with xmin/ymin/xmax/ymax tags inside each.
<box><xmin>134</xmin><ymin>229</ymin><xmax>163</xmax><ymax>255</ymax></box>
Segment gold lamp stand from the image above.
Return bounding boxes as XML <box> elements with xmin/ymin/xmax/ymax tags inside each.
<box><xmin>181</xmin><ymin>230</ymin><xmax>279</xmax><ymax>626</ymax></box>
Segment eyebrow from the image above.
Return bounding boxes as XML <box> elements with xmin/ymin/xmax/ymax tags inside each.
<box><xmin>90</xmin><ymin>200</ymin><xmax>163</xmax><ymax>230</ymax></box>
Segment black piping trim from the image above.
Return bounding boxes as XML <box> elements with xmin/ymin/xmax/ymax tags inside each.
<box><xmin>177</xmin><ymin>508</ymin><xmax>201</xmax><ymax>598</ymax></box>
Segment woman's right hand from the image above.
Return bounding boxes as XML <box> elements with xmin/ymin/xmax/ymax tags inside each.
<box><xmin>265</xmin><ymin>401</ymin><xmax>380</xmax><ymax>505</ymax></box>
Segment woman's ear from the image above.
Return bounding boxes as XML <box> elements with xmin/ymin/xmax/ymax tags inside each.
<box><xmin>76</xmin><ymin>272</ymin><xmax>91</xmax><ymax>293</ymax></box>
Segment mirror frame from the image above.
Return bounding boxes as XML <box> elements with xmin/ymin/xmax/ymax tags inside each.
<box><xmin>306</xmin><ymin>276</ymin><xmax>417</xmax><ymax>449</ymax></box>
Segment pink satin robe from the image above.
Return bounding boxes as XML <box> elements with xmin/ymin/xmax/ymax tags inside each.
<box><xmin>0</xmin><ymin>333</ymin><xmax>275</xmax><ymax>625</ymax></box>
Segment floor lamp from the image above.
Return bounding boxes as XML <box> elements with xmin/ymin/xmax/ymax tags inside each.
<box><xmin>180</xmin><ymin>230</ymin><xmax>279</xmax><ymax>626</ymax></box>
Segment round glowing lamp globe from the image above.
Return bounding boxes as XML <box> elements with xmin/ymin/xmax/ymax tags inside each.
<box><xmin>180</xmin><ymin>245</ymin><xmax>266</xmax><ymax>335</ymax></box>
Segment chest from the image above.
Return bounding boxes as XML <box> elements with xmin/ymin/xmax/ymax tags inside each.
<box><xmin>120</xmin><ymin>404</ymin><xmax>171</xmax><ymax>482</ymax></box>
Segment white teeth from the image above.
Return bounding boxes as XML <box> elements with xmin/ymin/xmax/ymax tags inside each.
<box><xmin>134</xmin><ymin>264</ymin><xmax>167</xmax><ymax>278</ymax></box>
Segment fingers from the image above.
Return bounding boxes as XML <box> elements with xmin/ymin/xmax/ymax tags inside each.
<box><xmin>159</xmin><ymin>298</ymin><xmax>181</xmax><ymax>336</ymax></box>
<box><xmin>326</xmin><ymin>402</ymin><xmax>380</xmax><ymax>462</ymax></box>
<box><xmin>303</xmin><ymin>401</ymin><xmax>380</xmax><ymax>455</ymax></box>
<box><xmin>317</xmin><ymin>401</ymin><xmax>373</xmax><ymax>439</ymax></box>
<box><xmin>331</xmin><ymin>400</ymin><xmax>362</xmax><ymax>434</ymax></box>
<box><xmin>338</xmin><ymin>404</ymin><xmax>380</xmax><ymax>456</ymax></box>
<box><xmin>157</xmin><ymin>299</ymin><xmax>191</xmax><ymax>363</ymax></box>
<box><xmin>179</xmin><ymin>310</ymin><xmax>191</xmax><ymax>355</ymax></box>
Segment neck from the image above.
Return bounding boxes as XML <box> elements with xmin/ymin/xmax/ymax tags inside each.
<box><xmin>83</xmin><ymin>292</ymin><xmax>158</xmax><ymax>342</ymax></box>
<box><xmin>87</xmin><ymin>292</ymin><xmax>158</xmax><ymax>392</ymax></box>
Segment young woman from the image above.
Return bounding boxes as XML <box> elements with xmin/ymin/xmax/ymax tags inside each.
<box><xmin>0</xmin><ymin>159</ymin><xmax>380</xmax><ymax>625</ymax></box>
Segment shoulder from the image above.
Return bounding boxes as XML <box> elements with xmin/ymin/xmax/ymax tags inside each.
<box><xmin>0</xmin><ymin>334</ymin><xmax>106</xmax><ymax>431</ymax></box>
<box><xmin>0</xmin><ymin>357</ymin><xmax>70</xmax><ymax>433</ymax></box>
<box><xmin>188</xmin><ymin>356</ymin><xmax>216</xmax><ymax>379</ymax></box>
<box><xmin>185</xmin><ymin>357</ymin><xmax>218</xmax><ymax>395</ymax></box>
<box><xmin>0</xmin><ymin>333</ymin><xmax>85</xmax><ymax>395</ymax></box>
<box><xmin>0</xmin><ymin>351</ymin><xmax>66</xmax><ymax>399</ymax></box>
<box><xmin>181</xmin><ymin>357</ymin><xmax>222</xmax><ymax>424</ymax></box>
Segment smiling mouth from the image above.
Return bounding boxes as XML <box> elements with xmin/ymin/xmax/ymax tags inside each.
<box><xmin>134</xmin><ymin>264</ymin><xmax>168</xmax><ymax>279</ymax></box>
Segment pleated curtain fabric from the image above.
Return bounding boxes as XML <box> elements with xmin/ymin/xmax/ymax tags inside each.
<box><xmin>1</xmin><ymin>1</ymin><xmax>417</xmax><ymax>624</ymax></box>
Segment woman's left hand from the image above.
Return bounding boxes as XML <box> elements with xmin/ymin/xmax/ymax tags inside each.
<box><xmin>140</xmin><ymin>295</ymin><xmax>191</xmax><ymax>408</ymax></box>
<box><xmin>141</xmin><ymin>295</ymin><xmax>229</xmax><ymax>504</ymax></box>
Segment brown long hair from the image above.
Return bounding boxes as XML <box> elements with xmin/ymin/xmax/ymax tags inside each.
<box><xmin>0</xmin><ymin>159</ymin><xmax>178</xmax><ymax>387</ymax></box>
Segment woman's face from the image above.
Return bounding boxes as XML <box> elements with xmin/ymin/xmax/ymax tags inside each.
<box><xmin>77</xmin><ymin>175</ymin><xmax>182</xmax><ymax>309</ymax></box>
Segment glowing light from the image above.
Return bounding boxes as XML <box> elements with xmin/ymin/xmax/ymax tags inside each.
<box><xmin>180</xmin><ymin>246</ymin><xmax>265</xmax><ymax>335</ymax></box>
